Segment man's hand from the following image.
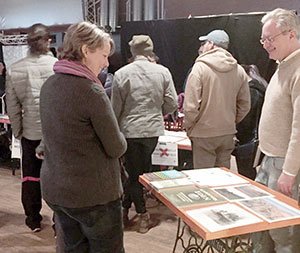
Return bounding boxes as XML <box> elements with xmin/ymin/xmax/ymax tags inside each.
<box><xmin>35</xmin><ymin>152</ymin><xmax>44</xmax><ymax>160</ymax></box>
<box><xmin>277</xmin><ymin>172</ymin><xmax>296</xmax><ymax>196</ymax></box>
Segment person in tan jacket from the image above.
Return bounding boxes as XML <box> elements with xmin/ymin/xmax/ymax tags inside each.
<box><xmin>183</xmin><ymin>29</ymin><xmax>250</xmax><ymax>169</ymax></box>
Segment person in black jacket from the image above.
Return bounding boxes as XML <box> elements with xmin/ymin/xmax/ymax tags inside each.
<box><xmin>234</xmin><ymin>64</ymin><xmax>267</xmax><ymax>180</ymax></box>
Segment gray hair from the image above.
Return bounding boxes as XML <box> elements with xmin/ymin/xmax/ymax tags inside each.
<box><xmin>261</xmin><ymin>8</ymin><xmax>300</xmax><ymax>39</ymax></box>
<box><xmin>61</xmin><ymin>21</ymin><xmax>115</xmax><ymax>61</ymax></box>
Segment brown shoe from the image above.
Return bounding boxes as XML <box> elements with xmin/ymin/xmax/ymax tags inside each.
<box><xmin>138</xmin><ymin>212</ymin><xmax>152</xmax><ymax>234</ymax></box>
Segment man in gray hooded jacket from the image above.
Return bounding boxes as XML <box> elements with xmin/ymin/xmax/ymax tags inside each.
<box><xmin>183</xmin><ymin>30</ymin><xmax>250</xmax><ymax>169</ymax></box>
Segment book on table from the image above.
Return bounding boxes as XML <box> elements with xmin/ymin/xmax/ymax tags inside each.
<box><xmin>143</xmin><ymin>169</ymin><xmax>186</xmax><ymax>181</ymax></box>
<box><xmin>162</xmin><ymin>185</ymin><xmax>226</xmax><ymax>208</ymax></box>
<box><xmin>149</xmin><ymin>178</ymin><xmax>194</xmax><ymax>191</ymax></box>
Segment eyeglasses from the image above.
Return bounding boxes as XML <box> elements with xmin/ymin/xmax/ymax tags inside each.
<box><xmin>260</xmin><ymin>31</ymin><xmax>288</xmax><ymax>45</ymax></box>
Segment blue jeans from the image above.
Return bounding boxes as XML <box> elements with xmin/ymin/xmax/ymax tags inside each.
<box><xmin>47</xmin><ymin>199</ymin><xmax>124</xmax><ymax>253</ymax></box>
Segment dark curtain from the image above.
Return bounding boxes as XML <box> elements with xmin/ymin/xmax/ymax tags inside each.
<box><xmin>120</xmin><ymin>13</ymin><xmax>277</xmax><ymax>92</ymax></box>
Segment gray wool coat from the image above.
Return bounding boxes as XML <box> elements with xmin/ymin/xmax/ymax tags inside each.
<box><xmin>40</xmin><ymin>73</ymin><xmax>127</xmax><ymax>208</ymax></box>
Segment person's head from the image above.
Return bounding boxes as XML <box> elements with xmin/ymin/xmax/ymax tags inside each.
<box><xmin>27</xmin><ymin>23</ymin><xmax>51</xmax><ymax>56</ymax></box>
<box><xmin>61</xmin><ymin>21</ymin><xmax>115</xmax><ymax>76</ymax></box>
<box><xmin>198</xmin><ymin>30</ymin><xmax>229</xmax><ymax>55</ymax></box>
<box><xmin>241</xmin><ymin>64</ymin><xmax>268</xmax><ymax>87</ymax></box>
<box><xmin>129</xmin><ymin>35</ymin><xmax>154</xmax><ymax>58</ymax></box>
<box><xmin>147</xmin><ymin>52</ymin><xmax>160</xmax><ymax>63</ymax></box>
<box><xmin>260</xmin><ymin>8</ymin><xmax>300</xmax><ymax>61</ymax></box>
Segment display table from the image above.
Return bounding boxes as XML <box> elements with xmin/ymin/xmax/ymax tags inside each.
<box><xmin>0</xmin><ymin>113</ymin><xmax>10</xmax><ymax>124</ymax></box>
<box><xmin>160</xmin><ymin>130</ymin><xmax>191</xmax><ymax>151</ymax></box>
<box><xmin>0</xmin><ymin>114</ymin><xmax>20</xmax><ymax>176</ymax></box>
<box><xmin>139</xmin><ymin>167</ymin><xmax>300</xmax><ymax>252</ymax></box>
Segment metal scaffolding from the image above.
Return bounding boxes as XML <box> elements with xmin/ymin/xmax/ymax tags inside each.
<box><xmin>0</xmin><ymin>34</ymin><xmax>28</xmax><ymax>45</ymax></box>
<box><xmin>82</xmin><ymin>0</ymin><xmax>119</xmax><ymax>31</ymax></box>
<box><xmin>82</xmin><ymin>0</ymin><xmax>101</xmax><ymax>25</ymax></box>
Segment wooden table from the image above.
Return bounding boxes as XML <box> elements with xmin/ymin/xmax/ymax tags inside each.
<box><xmin>0</xmin><ymin>114</ymin><xmax>20</xmax><ymax>176</ymax></box>
<box><xmin>160</xmin><ymin>130</ymin><xmax>192</xmax><ymax>151</ymax></box>
<box><xmin>139</xmin><ymin>168</ymin><xmax>300</xmax><ymax>252</ymax></box>
<box><xmin>0</xmin><ymin>113</ymin><xmax>10</xmax><ymax>124</ymax></box>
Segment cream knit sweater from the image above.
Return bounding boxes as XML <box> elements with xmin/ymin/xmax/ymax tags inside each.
<box><xmin>259</xmin><ymin>48</ymin><xmax>300</xmax><ymax>176</ymax></box>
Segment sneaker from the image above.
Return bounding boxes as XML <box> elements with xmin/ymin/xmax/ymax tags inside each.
<box><xmin>31</xmin><ymin>226</ymin><xmax>41</xmax><ymax>233</ymax></box>
<box><xmin>26</xmin><ymin>215</ymin><xmax>43</xmax><ymax>232</ymax></box>
<box><xmin>138</xmin><ymin>212</ymin><xmax>151</xmax><ymax>234</ymax></box>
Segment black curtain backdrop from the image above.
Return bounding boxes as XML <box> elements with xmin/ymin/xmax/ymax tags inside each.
<box><xmin>120</xmin><ymin>13</ymin><xmax>277</xmax><ymax>92</ymax></box>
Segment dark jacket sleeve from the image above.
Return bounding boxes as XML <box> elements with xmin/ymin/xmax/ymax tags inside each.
<box><xmin>88</xmin><ymin>84</ymin><xmax>127</xmax><ymax>158</ymax></box>
<box><xmin>162</xmin><ymin>69</ymin><xmax>178</xmax><ymax>116</ymax></box>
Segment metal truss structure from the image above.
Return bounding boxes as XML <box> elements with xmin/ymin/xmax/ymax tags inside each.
<box><xmin>82</xmin><ymin>0</ymin><xmax>101</xmax><ymax>25</ymax></box>
<box><xmin>0</xmin><ymin>34</ymin><xmax>28</xmax><ymax>45</ymax></box>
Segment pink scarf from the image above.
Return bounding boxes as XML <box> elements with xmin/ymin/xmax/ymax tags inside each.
<box><xmin>53</xmin><ymin>60</ymin><xmax>103</xmax><ymax>87</ymax></box>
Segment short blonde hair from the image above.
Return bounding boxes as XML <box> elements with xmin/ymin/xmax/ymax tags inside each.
<box><xmin>61</xmin><ymin>21</ymin><xmax>115</xmax><ymax>61</ymax></box>
<box><xmin>262</xmin><ymin>8</ymin><xmax>300</xmax><ymax>39</ymax></box>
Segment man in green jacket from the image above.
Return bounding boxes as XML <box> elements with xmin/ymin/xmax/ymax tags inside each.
<box><xmin>112</xmin><ymin>35</ymin><xmax>178</xmax><ymax>233</ymax></box>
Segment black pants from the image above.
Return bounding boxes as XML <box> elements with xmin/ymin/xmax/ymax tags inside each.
<box><xmin>122</xmin><ymin>137</ymin><xmax>158</xmax><ymax>214</ymax></box>
<box><xmin>21</xmin><ymin>137</ymin><xmax>42</xmax><ymax>228</ymax></box>
<box><xmin>236</xmin><ymin>157</ymin><xmax>257</xmax><ymax>180</ymax></box>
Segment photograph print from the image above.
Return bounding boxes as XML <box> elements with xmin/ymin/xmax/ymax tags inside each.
<box><xmin>186</xmin><ymin>203</ymin><xmax>263</xmax><ymax>232</ymax></box>
<box><xmin>238</xmin><ymin>197</ymin><xmax>300</xmax><ymax>222</ymax></box>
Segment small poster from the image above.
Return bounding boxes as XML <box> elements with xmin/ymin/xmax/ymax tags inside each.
<box><xmin>238</xmin><ymin>197</ymin><xmax>300</xmax><ymax>223</ymax></box>
<box><xmin>162</xmin><ymin>185</ymin><xmax>226</xmax><ymax>208</ymax></box>
<box><xmin>212</xmin><ymin>184</ymin><xmax>273</xmax><ymax>201</ymax></box>
<box><xmin>184</xmin><ymin>168</ymin><xmax>249</xmax><ymax>187</ymax></box>
<box><xmin>11</xmin><ymin>135</ymin><xmax>21</xmax><ymax>159</ymax></box>
<box><xmin>151</xmin><ymin>141</ymin><xmax>178</xmax><ymax>166</ymax></box>
<box><xmin>186</xmin><ymin>203</ymin><xmax>263</xmax><ymax>232</ymax></box>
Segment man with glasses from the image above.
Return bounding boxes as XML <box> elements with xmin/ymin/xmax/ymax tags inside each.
<box><xmin>252</xmin><ymin>8</ymin><xmax>300</xmax><ymax>253</ymax></box>
<box><xmin>183</xmin><ymin>30</ymin><xmax>250</xmax><ymax>169</ymax></box>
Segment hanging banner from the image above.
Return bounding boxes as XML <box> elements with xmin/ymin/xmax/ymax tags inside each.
<box><xmin>151</xmin><ymin>141</ymin><xmax>178</xmax><ymax>166</ymax></box>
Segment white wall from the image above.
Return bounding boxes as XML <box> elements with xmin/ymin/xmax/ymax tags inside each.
<box><xmin>0</xmin><ymin>0</ymin><xmax>83</xmax><ymax>29</ymax></box>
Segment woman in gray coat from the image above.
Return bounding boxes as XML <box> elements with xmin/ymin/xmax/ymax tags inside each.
<box><xmin>39</xmin><ymin>22</ymin><xmax>127</xmax><ymax>252</ymax></box>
